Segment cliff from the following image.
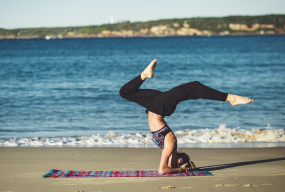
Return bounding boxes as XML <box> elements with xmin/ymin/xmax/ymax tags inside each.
<box><xmin>0</xmin><ymin>14</ymin><xmax>284</xmax><ymax>39</ymax></box>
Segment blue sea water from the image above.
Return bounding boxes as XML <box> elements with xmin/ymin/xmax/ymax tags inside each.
<box><xmin>0</xmin><ymin>35</ymin><xmax>284</xmax><ymax>139</ymax></box>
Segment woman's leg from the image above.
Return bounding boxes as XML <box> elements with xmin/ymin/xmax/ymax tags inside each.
<box><xmin>147</xmin><ymin>81</ymin><xmax>252</xmax><ymax>117</ymax></box>
<box><xmin>164</xmin><ymin>81</ymin><xmax>228</xmax><ymax>103</ymax></box>
<box><xmin>119</xmin><ymin>60</ymin><xmax>161</xmax><ymax>108</ymax></box>
<box><xmin>164</xmin><ymin>81</ymin><xmax>252</xmax><ymax>105</ymax></box>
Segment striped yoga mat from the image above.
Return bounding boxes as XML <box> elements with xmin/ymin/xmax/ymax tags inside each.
<box><xmin>43</xmin><ymin>169</ymin><xmax>211</xmax><ymax>178</ymax></box>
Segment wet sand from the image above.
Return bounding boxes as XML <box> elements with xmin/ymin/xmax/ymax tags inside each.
<box><xmin>0</xmin><ymin>147</ymin><xmax>285</xmax><ymax>192</ymax></box>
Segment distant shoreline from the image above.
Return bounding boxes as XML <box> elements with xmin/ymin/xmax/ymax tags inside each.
<box><xmin>1</xmin><ymin>33</ymin><xmax>284</xmax><ymax>40</ymax></box>
<box><xmin>1</xmin><ymin>14</ymin><xmax>284</xmax><ymax>40</ymax></box>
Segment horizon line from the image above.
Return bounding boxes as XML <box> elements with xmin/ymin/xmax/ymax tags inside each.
<box><xmin>1</xmin><ymin>13</ymin><xmax>285</xmax><ymax>30</ymax></box>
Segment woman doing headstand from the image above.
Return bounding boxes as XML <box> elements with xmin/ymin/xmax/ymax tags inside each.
<box><xmin>119</xmin><ymin>59</ymin><xmax>253</xmax><ymax>174</ymax></box>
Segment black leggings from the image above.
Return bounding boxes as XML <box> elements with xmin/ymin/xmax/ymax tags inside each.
<box><xmin>119</xmin><ymin>75</ymin><xmax>228</xmax><ymax>117</ymax></box>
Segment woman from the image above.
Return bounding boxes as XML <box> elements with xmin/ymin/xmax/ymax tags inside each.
<box><xmin>119</xmin><ymin>59</ymin><xmax>253</xmax><ymax>174</ymax></box>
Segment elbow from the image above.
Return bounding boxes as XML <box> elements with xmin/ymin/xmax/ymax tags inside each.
<box><xmin>158</xmin><ymin>168</ymin><xmax>165</xmax><ymax>175</ymax></box>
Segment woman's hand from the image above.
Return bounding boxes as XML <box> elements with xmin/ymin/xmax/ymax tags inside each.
<box><xmin>179</xmin><ymin>163</ymin><xmax>189</xmax><ymax>173</ymax></box>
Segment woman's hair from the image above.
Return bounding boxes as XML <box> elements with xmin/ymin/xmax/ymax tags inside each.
<box><xmin>177</xmin><ymin>152</ymin><xmax>196</xmax><ymax>169</ymax></box>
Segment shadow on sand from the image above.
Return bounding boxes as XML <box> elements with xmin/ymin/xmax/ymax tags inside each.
<box><xmin>198</xmin><ymin>157</ymin><xmax>285</xmax><ymax>171</ymax></box>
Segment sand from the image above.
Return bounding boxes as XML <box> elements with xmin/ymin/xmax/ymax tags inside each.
<box><xmin>0</xmin><ymin>147</ymin><xmax>285</xmax><ymax>192</ymax></box>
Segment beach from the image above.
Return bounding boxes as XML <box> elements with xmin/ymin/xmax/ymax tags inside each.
<box><xmin>1</xmin><ymin>147</ymin><xmax>284</xmax><ymax>192</ymax></box>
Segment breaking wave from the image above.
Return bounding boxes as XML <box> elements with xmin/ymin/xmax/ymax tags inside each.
<box><xmin>1</xmin><ymin>125</ymin><xmax>284</xmax><ymax>148</ymax></box>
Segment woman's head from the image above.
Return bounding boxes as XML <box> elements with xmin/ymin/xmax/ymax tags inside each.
<box><xmin>176</xmin><ymin>152</ymin><xmax>196</xmax><ymax>169</ymax></box>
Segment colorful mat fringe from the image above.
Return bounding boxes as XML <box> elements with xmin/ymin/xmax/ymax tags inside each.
<box><xmin>43</xmin><ymin>169</ymin><xmax>211</xmax><ymax>178</ymax></box>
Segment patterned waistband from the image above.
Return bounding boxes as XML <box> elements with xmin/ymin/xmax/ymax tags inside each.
<box><xmin>151</xmin><ymin>124</ymin><xmax>170</xmax><ymax>134</ymax></box>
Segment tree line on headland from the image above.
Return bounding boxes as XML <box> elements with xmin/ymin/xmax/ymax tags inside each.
<box><xmin>1</xmin><ymin>14</ymin><xmax>284</xmax><ymax>39</ymax></box>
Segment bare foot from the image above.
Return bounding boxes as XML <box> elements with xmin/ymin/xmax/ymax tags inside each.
<box><xmin>140</xmin><ymin>59</ymin><xmax>157</xmax><ymax>80</ymax></box>
<box><xmin>226</xmin><ymin>94</ymin><xmax>253</xmax><ymax>106</ymax></box>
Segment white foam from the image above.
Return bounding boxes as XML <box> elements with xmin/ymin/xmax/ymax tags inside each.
<box><xmin>0</xmin><ymin>125</ymin><xmax>284</xmax><ymax>147</ymax></box>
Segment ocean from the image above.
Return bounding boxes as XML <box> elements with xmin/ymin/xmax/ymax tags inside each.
<box><xmin>0</xmin><ymin>35</ymin><xmax>284</xmax><ymax>147</ymax></box>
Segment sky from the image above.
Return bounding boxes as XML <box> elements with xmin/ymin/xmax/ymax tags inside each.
<box><xmin>0</xmin><ymin>0</ymin><xmax>284</xmax><ymax>29</ymax></box>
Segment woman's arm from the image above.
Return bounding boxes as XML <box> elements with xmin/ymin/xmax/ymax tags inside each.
<box><xmin>158</xmin><ymin>135</ymin><xmax>188</xmax><ymax>174</ymax></box>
